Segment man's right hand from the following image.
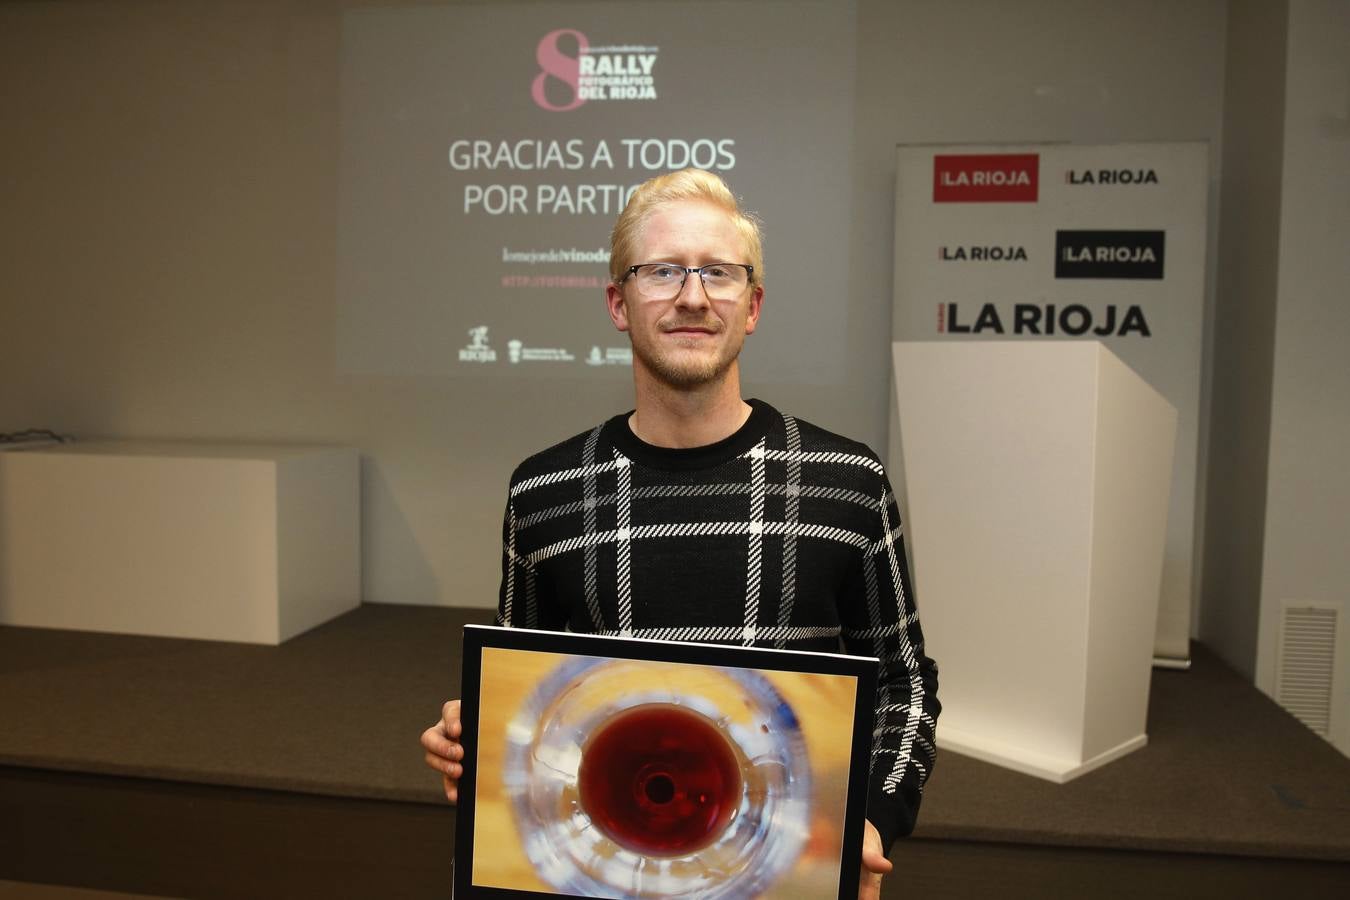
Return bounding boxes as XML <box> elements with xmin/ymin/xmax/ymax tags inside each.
<box><xmin>420</xmin><ymin>699</ymin><xmax>464</xmax><ymax>803</ymax></box>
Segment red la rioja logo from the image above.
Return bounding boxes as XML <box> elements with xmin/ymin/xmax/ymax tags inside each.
<box><xmin>933</xmin><ymin>154</ymin><xmax>1039</xmax><ymax>202</ymax></box>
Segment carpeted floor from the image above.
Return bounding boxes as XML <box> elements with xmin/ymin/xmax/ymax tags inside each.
<box><xmin>3</xmin><ymin>603</ymin><xmax>1349</xmax><ymax>865</ymax></box>
<box><xmin>0</xmin><ymin>604</ymin><xmax>492</xmax><ymax>805</ymax></box>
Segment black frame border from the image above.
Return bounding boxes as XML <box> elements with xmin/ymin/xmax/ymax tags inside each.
<box><xmin>452</xmin><ymin>624</ymin><xmax>878</xmax><ymax>899</ymax></box>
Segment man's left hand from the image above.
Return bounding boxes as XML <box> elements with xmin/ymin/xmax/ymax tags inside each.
<box><xmin>859</xmin><ymin>819</ymin><xmax>892</xmax><ymax>900</ymax></box>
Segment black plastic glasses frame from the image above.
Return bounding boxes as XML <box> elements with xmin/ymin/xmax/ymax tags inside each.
<box><xmin>619</xmin><ymin>262</ymin><xmax>755</xmax><ymax>297</ymax></box>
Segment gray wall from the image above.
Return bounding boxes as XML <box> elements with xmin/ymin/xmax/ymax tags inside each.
<box><xmin>3</xmin><ymin>0</ymin><xmax>1305</xmax><ymax>674</ymax></box>
<box><xmin>1199</xmin><ymin>0</ymin><xmax>1288</xmax><ymax>680</ymax></box>
<box><xmin>1254</xmin><ymin>0</ymin><xmax>1350</xmax><ymax>751</ymax></box>
<box><xmin>1199</xmin><ymin>0</ymin><xmax>1350</xmax><ymax>746</ymax></box>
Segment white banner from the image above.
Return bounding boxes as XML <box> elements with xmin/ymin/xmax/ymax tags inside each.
<box><xmin>891</xmin><ymin>142</ymin><xmax>1208</xmax><ymax>664</ymax></box>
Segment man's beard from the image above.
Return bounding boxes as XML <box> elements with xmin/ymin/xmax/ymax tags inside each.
<box><xmin>630</xmin><ymin>323</ymin><xmax>744</xmax><ymax>389</ymax></box>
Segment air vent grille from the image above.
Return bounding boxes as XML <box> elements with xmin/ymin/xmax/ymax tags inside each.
<box><xmin>1275</xmin><ymin>604</ymin><xmax>1338</xmax><ymax>737</ymax></box>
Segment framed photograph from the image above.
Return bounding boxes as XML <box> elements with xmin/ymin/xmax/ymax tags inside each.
<box><xmin>453</xmin><ymin>625</ymin><xmax>879</xmax><ymax>899</ymax></box>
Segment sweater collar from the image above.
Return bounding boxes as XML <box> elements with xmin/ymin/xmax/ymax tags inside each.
<box><xmin>602</xmin><ymin>399</ymin><xmax>776</xmax><ymax>470</ymax></box>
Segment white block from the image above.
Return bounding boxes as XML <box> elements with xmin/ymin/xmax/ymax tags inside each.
<box><xmin>0</xmin><ymin>442</ymin><xmax>360</xmax><ymax>644</ymax></box>
<box><xmin>894</xmin><ymin>341</ymin><xmax>1176</xmax><ymax>781</ymax></box>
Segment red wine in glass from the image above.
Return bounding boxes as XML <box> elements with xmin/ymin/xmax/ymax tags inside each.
<box><xmin>578</xmin><ymin>703</ymin><xmax>743</xmax><ymax>856</ymax></box>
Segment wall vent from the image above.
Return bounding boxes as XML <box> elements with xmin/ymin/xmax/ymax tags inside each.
<box><xmin>1275</xmin><ymin>603</ymin><xmax>1339</xmax><ymax>737</ymax></box>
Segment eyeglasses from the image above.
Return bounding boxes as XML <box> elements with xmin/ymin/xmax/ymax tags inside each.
<box><xmin>620</xmin><ymin>263</ymin><xmax>755</xmax><ymax>301</ymax></box>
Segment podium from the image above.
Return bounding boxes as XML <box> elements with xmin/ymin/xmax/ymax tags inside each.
<box><xmin>893</xmin><ymin>341</ymin><xmax>1176</xmax><ymax>782</ymax></box>
<box><xmin>0</xmin><ymin>441</ymin><xmax>360</xmax><ymax>644</ymax></box>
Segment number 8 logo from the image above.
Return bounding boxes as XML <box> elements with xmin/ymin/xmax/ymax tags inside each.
<box><xmin>532</xmin><ymin>29</ymin><xmax>588</xmax><ymax>112</ymax></box>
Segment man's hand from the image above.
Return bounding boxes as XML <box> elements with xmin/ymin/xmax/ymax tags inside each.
<box><xmin>420</xmin><ymin>699</ymin><xmax>464</xmax><ymax>804</ymax></box>
<box><xmin>859</xmin><ymin>819</ymin><xmax>893</xmax><ymax>900</ymax></box>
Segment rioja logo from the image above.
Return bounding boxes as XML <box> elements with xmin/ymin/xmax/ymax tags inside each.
<box><xmin>1055</xmin><ymin>230</ymin><xmax>1165</xmax><ymax>279</ymax></box>
<box><xmin>458</xmin><ymin>325</ymin><xmax>498</xmax><ymax>362</ymax></box>
<box><xmin>938</xmin><ymin>303</ymin><xmax>1151</xmax><ymax>337</ymax></box>
<box><xmin>1065</xmin><ymin>168</ymin><xmax>1159</xmax><ymax>185</ymax></box>
<box><xmin>933</xmin><ymin>154</ymin><xmax>1039</xmax><ymax>202</ymax></box>
<box><xmin>939</xmin><ymin>245</ymin><xmax>1028</xmax><ymax>262</ymax></box>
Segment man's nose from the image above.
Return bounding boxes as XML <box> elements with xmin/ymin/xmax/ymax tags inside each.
<box><xmin>674</xmin><ymin>270</ymin><xmax>711</xmax><ymax>307</ymax></box>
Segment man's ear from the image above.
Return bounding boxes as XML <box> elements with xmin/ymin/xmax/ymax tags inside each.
<box><xmin>744</xmin><ymin>284</ymin><xmax>764</xmax><ymax>335</ymax></box>
<box><xmin>605</xmin><ymin>282</ymin><xmax>630</xmax><ymax>332</ymax></box>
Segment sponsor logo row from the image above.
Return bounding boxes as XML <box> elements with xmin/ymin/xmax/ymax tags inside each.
<box><xmin>939</xmin><ymin>230</ymin><xmax>1165</xmax><ymax>279</ymax></box>
<box><xmin>458</xmin><ymin>327</ymin><xmax>633</xmax><ymax>366</ymax></box>
<box><xmin>933</xmin><ymin>154</ymin><xmax>1161</xmax><ymax>203</ymax></box>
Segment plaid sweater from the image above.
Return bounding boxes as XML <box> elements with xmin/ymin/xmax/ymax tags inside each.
<box><xmin>495</xmin><ymin>399</ymin><xmax>939</xmax><ymax>851</ymax></box>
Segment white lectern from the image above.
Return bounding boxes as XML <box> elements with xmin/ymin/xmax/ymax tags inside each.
<box><xmin>893</xmin><ymin>341</ymin><xmax>1176</xmax><ymax>782</ymax></box>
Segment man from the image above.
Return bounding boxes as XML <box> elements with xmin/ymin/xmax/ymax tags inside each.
<box><xmin>422</xmin><ymin>168</ymin><xmax>939</xmax><ymax>900</ymax></box>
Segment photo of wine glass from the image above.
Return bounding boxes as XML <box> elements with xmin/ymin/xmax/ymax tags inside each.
<box><xmin>470</xmin><ymin>649</ymin><xmax>858</xmax><ymax>899</ymax></box>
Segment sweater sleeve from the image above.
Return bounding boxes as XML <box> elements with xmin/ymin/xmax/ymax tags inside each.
<box><xmin>839</xmin><ymin>470</ymin><xmax>941</xmax><ymax>854</ymax></box>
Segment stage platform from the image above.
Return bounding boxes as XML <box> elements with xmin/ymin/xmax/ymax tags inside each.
<box><xmin>4</xmin><ymin>604</ymin><xmax>1348</xmax><ymax>898</ymax></box>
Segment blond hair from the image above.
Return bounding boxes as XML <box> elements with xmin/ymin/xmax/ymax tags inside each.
<box><xmin>609</xmin><ymin>168</ymin><xmax>763</xmax><ymax>285</ymax></box>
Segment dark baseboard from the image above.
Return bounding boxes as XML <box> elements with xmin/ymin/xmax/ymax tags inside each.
<box><xmin>7</xmin><ymin>765</ymin><xmax>1348</xmax><ymax>900</ymax></box>
<box><xmin>3</xmin><ymin>766</ymin><xmax>454</xmax><ymax>900</ymax></box>
<box><xmin>895</xmin><ymin>836</ymin><xmax>1350</xmax><ymax>900</ymax></box>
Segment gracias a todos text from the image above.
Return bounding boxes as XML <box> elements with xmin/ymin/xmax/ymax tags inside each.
<box><xmin>449</xmin><ymin>138</ymin><xmax>737</xmax><ymax>216</ymax></box>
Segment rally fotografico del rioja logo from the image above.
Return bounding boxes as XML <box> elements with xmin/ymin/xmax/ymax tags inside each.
<box><xmin>532</xmin><ymin>29</ymin><xmax>660</xmax><ymax>112</ymax></box>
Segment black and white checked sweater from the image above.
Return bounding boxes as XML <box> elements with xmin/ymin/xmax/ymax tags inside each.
<box><xmin>495</xmin><ymin>399</ymin><xmax>940</xmax><ymax>851</ymax></box>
